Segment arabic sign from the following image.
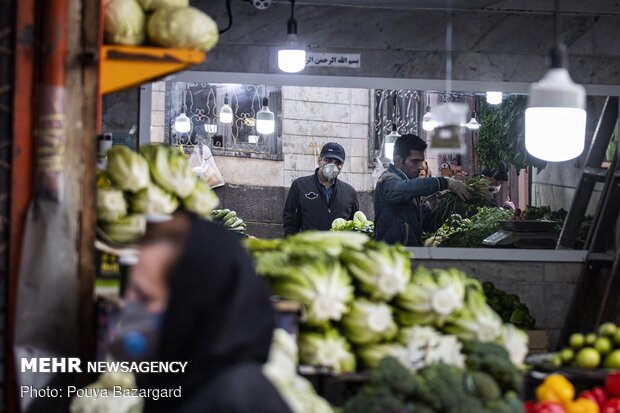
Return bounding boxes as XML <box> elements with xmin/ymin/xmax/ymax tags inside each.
<box><xmin>306</xmin><ymin>53</ymin><xmax>361</xmax><ymax>68</ymax></box>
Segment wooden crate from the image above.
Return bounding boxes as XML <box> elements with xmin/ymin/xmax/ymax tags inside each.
<box><xmin>527</xmin><ymin>330</ymin><xmax>550</xmax><ymax>355</ymax></box>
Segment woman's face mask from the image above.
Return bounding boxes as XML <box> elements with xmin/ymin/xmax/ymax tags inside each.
<box><xmin>321</xmin><ymin>162</ymin><xmax>341</xmax><ymax>180</ymax></box>
<box><xmin>490</xmin><ymin>185</ymin><xmax>502</xmax><ymax>194</ymax></box>
<box><xmin>109</xmin><ymin>300</ymin><xmax>163</xmax><ymax>362</ymax></box>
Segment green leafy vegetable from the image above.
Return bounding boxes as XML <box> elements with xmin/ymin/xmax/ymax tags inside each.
<box><xmin>107</xmin><ymin>146</ymin><xmax>150</xmax><ymax>193</ymax></box>
<box><xmin>147</xmin><ymin>7</ymin><xmax>219</xmax><ymax>51</ymax></box>
<box><xmin>103</xmin><ymin>0</ymin><xmax>146</xmax><ymax>46</ymax></box>
<box><xmin>140</xmin><ymin>144</ymin><xmax>196</xmax><ymax>198</ymax></box>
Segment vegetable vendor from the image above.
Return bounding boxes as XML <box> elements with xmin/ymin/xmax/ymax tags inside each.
<box><xmin>374</xmin><ymin>134</ymin><xmax>473</xmax><ymax>246</ymax></box>
<box><xmin>283</xmin><ymin>142</ymin><xmax>359</xmax><ymax>235</ymax></box>
<box><xmin>480</xmin><ymin>162</ymin><xmax>511</xmax><ymax>208</ymax></box>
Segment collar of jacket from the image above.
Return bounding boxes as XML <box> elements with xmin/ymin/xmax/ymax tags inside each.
<box><xmin>388</xmin><ymin>163</ymin><xmax>409</xmax><ymax>180</ymax></box>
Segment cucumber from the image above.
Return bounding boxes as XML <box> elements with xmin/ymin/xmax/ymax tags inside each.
<box><xmin>223</xmin><ymin>210</ymin><xmax>237</xmax><ymax>221</ymax></box>
<box><xmin>216</xmin><ymin>209</ymin><xmax>230</xmax><ymax>219</ymax></box>
<box><xmin>230</xmin><ymin>218</ymin><xmax>244</xmax><ymax>228</ymax></box>
<box><xmin>224</xmin><ymin>216</ymin><xmax>237</xmax><ymax>227</ymax></box>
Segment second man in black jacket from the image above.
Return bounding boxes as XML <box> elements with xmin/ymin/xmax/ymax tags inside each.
<box><xmin>283</xmin><ymin>142</ymin><xmax>359</xmax><ymax>235</ymax></box>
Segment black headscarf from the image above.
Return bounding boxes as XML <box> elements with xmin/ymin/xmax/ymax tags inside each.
<box><xmin>140</xmin><ymin>216</ymin><xmax>283</xmax><ymax>412</ymax></box>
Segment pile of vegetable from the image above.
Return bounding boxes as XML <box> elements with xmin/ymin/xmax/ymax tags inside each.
<box><xmin>344</xmin><ymin>355</ymin><xmax>523</xmax><ymax>413</ymax></box>
<box><xmin>104</xmin><ymin>0</ymin><xmax>219</xmax><ymax>51</ymax></box>
<box><xmin>246</xmin><ymin>233</ymin><xmax>529</xmax><ymax>375</ymax></box>
<box><xmin>97</xmin><ymin>144</ymin><xmax>219</xmax><ymax>245</ymax></box>
<box><xmin>210</xmin><ymin>208</ymin><xmax>247</xmax><ymax>234</ymax></box>
<box><xmin>331</xmin><ymin>211</ymin><xmax>374</xmax><ymax>237</ymax></box>
<box><xmin>483</xmin><ymin>281</ymin><xmax>536</xmax><ymax>330</ymax></box>
<box><xmin>525</xmin><ymin>372</ymin><xmax>620</xmax><ymax>413</ymax></box>
<box><xmin>424</xmin><ymin>207</ymin><xmax>513</xmax><ymax>248</ymax></box>
<box><xmin>430</xmin><ymin>176</ymin><xmax>494</xmax><ymax>228</ymax></box>
<box><xmin>263</xmin><ymin>329</ymin><xmax>335</xmax><ymax>413</ymax></box>
<box><xmin>550</xmin><ymin>322</ymin><xmax>620</xmax><ymax>370</ymax></box>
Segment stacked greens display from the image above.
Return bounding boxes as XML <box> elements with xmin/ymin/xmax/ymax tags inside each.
<box><xmin>96</xmin><ymin>144</ymin><xmax>219</xmax><ymax>245</ymax></box>
<box><xmin>246</xmin><ymin>233</ymin><xmax>529</xmax><ymax>376</ymax></box>
<box><xmin>483</xmin><ymin>281</ymin><xmax>536</xmax><ymax>330</ymax></box>
<box><xmin>331</xmin><ymin>211</ymin><xmax>375</xmax><ymax>237</ymax></box>
<box><xmin>430</xmin><ymin>176</ymin><xmax>494</xmax><ymax>229</ymax></box>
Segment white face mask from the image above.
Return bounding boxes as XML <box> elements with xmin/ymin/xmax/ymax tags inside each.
<box><xmin>490</xmin><ymin>185</ymin><xmax>501</xmax><ymax>194</ymax></box>
<box><xmin>322</xmin><ymin>163</ymin><xmax>340</xmax><ymax>180</ymax></box>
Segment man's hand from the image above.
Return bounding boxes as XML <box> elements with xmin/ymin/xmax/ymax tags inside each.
<box><xmin>446</xmin><ymin>178</ymin><xmax>474</xmax><ymax>201</ymax></box>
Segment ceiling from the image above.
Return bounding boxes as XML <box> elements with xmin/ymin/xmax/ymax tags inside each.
<box><xmin>276</xmin><ymin>0</ymin><xmax>620</xmax><ymax>16</ymax></box>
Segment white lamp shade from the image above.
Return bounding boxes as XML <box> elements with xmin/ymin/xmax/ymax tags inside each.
<box><xmin>486</xmin><ymin>91</ymin><xmax>503</xmax><ymax>105</ymax></box>
<box><xmin>525</xmin><ymin>67</ymin><xmax>587</xmax><ymax>162</ymax></box>
<box><xmin>466</xmin><ymin>117</ymin><xmax>481</xmax><ymax>130</ymax></box>
<box><xmin>174</xmin><ymin>113</ymin><xmax>191</xmax><ymax>133</ymax></box>
<box><xmin>278</xmin><ymin>49</ymin><xmax>306</xmax><ymax>73</ymax></box>
<box><xmin>204</xmin><ymin>123</ymin><xmax>217</xmax><ymax>134</ymax></box>
<box><xmin>256</xmin><ymin>107</ymin><xmax>275</xmax><ymax>135</ymax></box>
<box><xmin>385</xmin><ymin>130</ymin><xmax>400</xmax><ymax>144</ymax></box>
<box><xmin>422</xmin><ymin>112</ymin><xmax>437</xmax><ymax>131</ymax></box>
<box><xmin>220</xmin><ymin>104</ymin><xmax>233</xmax><ymax>124</ymax></box>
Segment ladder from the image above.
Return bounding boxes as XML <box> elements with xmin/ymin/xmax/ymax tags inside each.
<box><xmin>557</xmin><ymin>96</ymin><xmax>620</xmax><ymax>345</ymax></box>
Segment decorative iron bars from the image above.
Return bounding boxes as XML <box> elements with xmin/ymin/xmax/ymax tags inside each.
<box><xmin>165</xmin><ymin>82</ymin><xmax>282</xmax><ymax>160</ymax></box>
<box><xmin>372</xmin><ymin>89</ymin><xmax>422</xmax><ymax>161</ymax></box>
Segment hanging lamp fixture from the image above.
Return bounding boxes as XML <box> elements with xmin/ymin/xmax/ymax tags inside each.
<box><xmin>174</xmin><ymin>86</ymin><xmax>192</xmax><ymax>133</ymax></box>
<box><xmin>466</xmin><ymin>111</ymin><xmax>481</xmax><ymax>130</ymax></box>
<box><xmin>486</xmin><ymin>91</ymin><xmax>503</xmax><ymax>105</ymax></box>
<box><xmin>278</xmin><ymin>0</ymin><xmax>306</xmax><ymax>73</ymax></box>
<box><xmin>219</xmin><ymin>93</ymin><xmax>233</xmax><ymax>124</ymax></box>
<box><xmin>256</xmin><ymin>96</ymin><xmax>275</xmax><ymax>134</ymax></box>
<box><xmin>525</xmin><ymin>0</ymin><xmax>586</xmax><ymax>162</ymax></box>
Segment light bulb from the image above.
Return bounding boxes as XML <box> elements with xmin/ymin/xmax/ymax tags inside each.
<box><xmin>466</xmin><ymin>112</ymin><xmax>481</xmax><ymax>130</ymax></box>
<box><xmin>525</xmin><ymin>45</ymin><xmax>586</xmax><ymax>162</ymax></box>
<box><xmin>174</xmin><ymin>113</ymin><xmax>191</xmax><ymax>133</ymax></box>
<box><xmin>384</xmin><ymin>142</ymin><xmax>395</xmax><ymax>161</ymax></box>
<box><xmin>256</xmin><ymin>97</ymin><xmax>275</xmax><ymax>135</ymax></box>
<box><xmin>422</xmin><ymin>106</ymin><xmax>437</xmax><ymax>132</ymax></box>
<box><xmin>204</xmin><ymin>122</ymin><xmax>217</xmax><ymax>134</ymax></box>
<box><xmin>486</xmin><ymin>91</ymin><xmax>503</xmax><ymax>105</ymax></box>
<box><xmin>278</xmin><ymin>15</ymin><xmax>305</xmax><ymax>73</ymax></box>
<box><xmin>384</xmin><ymin>124</ymin><xmax>400</xmax><ymax>161</ymax></box>
<box><xmin>220</xmin><ymin>93</ymin><xmax>233</xmax><ymax>124</ymax></box>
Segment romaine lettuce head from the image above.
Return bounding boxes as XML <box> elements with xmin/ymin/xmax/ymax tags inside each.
<box><xmin>130</xmin><ymin>183</ymin><xmax>178</xmax><ymax>215</ymax></box>
<box><xmin>182</xmin><ymin>179</ymin><xmax>219</xmax><ymax>217</ymax></box>
<box><xmin>140</xmin><ymin>144</ymin><xmax>196</xmax><ymax>198</ymax></box>
<box><xmin>357</xmin><ymin>343</ymin><xmax>408</xmax><ymax>370</ymax></box>
<box><xmin>100</xmin><ymin>214</ymin><xmax>146</xmax><ymax>244</ymax></box>
<box><xmin>97</xmin><ymin>188</ymin><xmax>128</xmax><ymax>222</ymax></box>
<box><xmin>104</xmin><ymin>0</ymin><xmax>146</xmax><ymax>46</ymax></box>
<box><xmin>147</xmin><ymin>7</ymin><xmax>219</xmax><ymax>51</ymax></box>
<box><xmin>106</xmin><ymin>145</ymin><xmax>150</xmax><ymax>192</ymax></box>
<box><xmin>299</xmin><ymin>330</ymin><xmax>356</xmax><ymax>373</ymax></box>
<box><xmin>341</xmin><ymin>299</ymin><xmax>397</xmax><ymax>345</ymax></box>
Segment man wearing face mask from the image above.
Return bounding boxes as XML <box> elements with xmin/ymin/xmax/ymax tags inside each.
<box><xmin>283</xmin><ymin>142</ymin><xmax>359</xmax><ymax>235</ymax></box>
<box><xmin>480</xmin><ymin>162</ymin><xmax>509</xmax><ymax>207</ymax></box>
<box><xmin>374</xmin><ymin>134</ymin><xmax>473</xmax><ymax>246</ymax></box>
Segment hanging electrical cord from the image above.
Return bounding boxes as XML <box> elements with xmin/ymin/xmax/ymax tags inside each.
<box><xmin>218</xmin><ymin>0</ymin><xmax>233</xmax><ymax>35</ymax></box>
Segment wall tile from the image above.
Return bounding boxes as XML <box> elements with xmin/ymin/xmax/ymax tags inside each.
<box><xmin>151</xmin><ymin>110</ymin><xmax>165</xmax><ymax>127</ymax></box>
<box><xmin>284</xmin><ymin>100</ymin><xmax>351</xmax><ymax>123</ymax></box>
<box><xmin>214</xmin><ymin>156</ymin><xmax>284</xmax><ymax>187</ymax></box>
<box><xmin>151</xmin><ymin>81</ymin><xmax>165</xmax><ymax>92</ymax></box>
<box><xmin>350</xmin><ymin>104</ymin><xmax>369</xmax><ymax>124</ymax></box>
<box><xmin>351</xmin><ymin>124</ymin><xmax>370</xmax><ymax>139</ymax></box>
<box><xmin>283</xmin><ymin>86</ymin><xmax>352</xmax><ymax>104</ymax></box>
<box><xmin>150</xmin><ymin>126</ymin><xmax>165</xmax><ymax>143</ymax></box>
<box><xmin>350</xmin><ymin>139</ymin><xmax>368</xmax><ymax>157</ymax></box>
<box><xmin>351</xmin><ymin>89</ymin><xmax>370</xmax><ymax>106</ymax></box>
<box><xmin>349</xmin><ymin>156</ymin><xmax>369</xmax><ymax>173</ymax></box>
<box><xmin>152</xmin><ymin>91</ymin><xmax>166</xmax><ymax>112</ymax></box>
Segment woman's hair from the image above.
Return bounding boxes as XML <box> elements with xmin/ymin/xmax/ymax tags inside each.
<box><xmin>139</xmin><ymin>211</ymin><xmax>192</xmax><ymax>282</ymax></box>
<box><xmin>394</xmin><ymin>134</ymin><xmax>427</xmax><ymax>160</ymax></box>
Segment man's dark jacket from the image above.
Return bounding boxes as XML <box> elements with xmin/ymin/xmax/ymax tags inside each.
<box><xmin>374</xmin><ymin>164</ymin><xmax>448</xmax><ymax>246</ymax></box>
<box><xmin>283</xmin><ymin>169</ymin><xmax>359</xmax><ymax>235</ymax></box>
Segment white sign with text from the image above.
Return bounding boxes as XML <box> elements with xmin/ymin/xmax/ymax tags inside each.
<box><xmin>306</xmin><ymin>53</ymin><xmax>361</xmax><ymax>68</ymax></box>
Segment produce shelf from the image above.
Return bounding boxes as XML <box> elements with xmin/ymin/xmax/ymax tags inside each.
<box><xmin>100</xmin><ymin>45</ymin><xmax>206</xmax><ymax>94</ymax></box>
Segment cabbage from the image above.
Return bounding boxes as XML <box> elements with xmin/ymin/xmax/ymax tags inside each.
<box><xmin>138</xmin><ymin>0</ymin><xmax>188</xmax><ymax>11</ymax></box>
<box><xmin>341</xmin><ymin>299</ymin><xmax>397</xmax><ymax>345</ymax></box>
<box><xmin>97</xmin><ymin>188</ymin><xmax>127</xmax><ymax>222</ymax></box>
<box><xmin>100</xmin><ymin>214</ymin><xmax>146</xmax><ymax>244</ymax></box>
<box><xmin>131</xmin><ymin>183</ymin><xmax>178</xmax><ymax>215</ymax></box>
<box><xmin>147</xmin><ymin>7</ymin><xmax>219</xmax><ymax>51</ymax></box>
<box><xmin>107</xmin><ymin>146</ymin><xmax>150</xmax><ymax>193</ymax></box>
<box><xmin>140</xmin><ymin>144</ymin><xmax>196</xmax><ymax>198</ymax></box>
<box><xmin>341</xmin><ymin>241</ymin><xmax>411</xmax><ymax>301</ymax></box>
<box><xmin>299</xmin><ymin>330</ymin><xmax>356</xmax><ymax>373</ymax></box>
<box><xmin>357</xmin><ymin>343</ymin><xmax>408</xmax><ymax>370</ymax></box>
<box><xmin>182</xmin><ymin>179</ymin><xmax>219</xmax><ymax>217</ymax></box>
<box><xmin>283</xmin><ymin>230</ymin><xmax>369</xmax><ymax>259</ymax></box>
<box><xmin>103</xmin><ymin>0</ymin><xmax>146</xmax><ymax>46</ymax></box>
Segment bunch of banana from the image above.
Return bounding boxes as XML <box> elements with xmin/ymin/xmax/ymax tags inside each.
<box><xmin>211</xmin><ymin>209</ymin><xmax>247</xmax><ymax>232</ymax></box>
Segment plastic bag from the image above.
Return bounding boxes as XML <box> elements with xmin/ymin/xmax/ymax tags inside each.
<box><xmin>190</xmin><ymin>145</ymin><xmax>225</xmax><ymax>188</ymax></box>
<box><xmin>371</xmin><ymin>157</ymin><xmax>386</xmax><ymax>188</ymax></box>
